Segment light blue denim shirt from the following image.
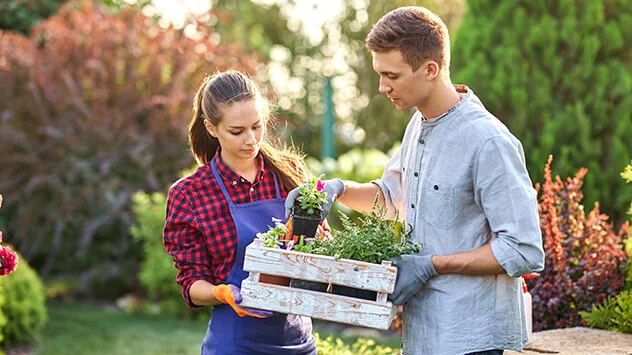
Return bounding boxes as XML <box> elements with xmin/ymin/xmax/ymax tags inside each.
<box><xmin>374</xmin><ymin>86</ymin><xmax>545</xmax><ymax>355</ymax></box>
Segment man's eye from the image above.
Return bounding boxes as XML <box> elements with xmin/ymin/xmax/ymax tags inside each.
<box><xmin>388</xmin><ymin>75</ymin><xmax>398</xmax><ymax>80</ymax></box>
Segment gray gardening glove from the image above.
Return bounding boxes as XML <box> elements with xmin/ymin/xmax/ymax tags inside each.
<box><xmin>284</xmin><ymin>178</ymin><xmax>345</xmax><ymax>220</ymax></box>
<box><xmin>389</xmin><ymin>254</ymin><xmax>438</xmax><ymax>305</ymax></box>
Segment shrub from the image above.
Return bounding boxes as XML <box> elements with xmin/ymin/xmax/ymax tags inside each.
<box><xmin>313</xmin><ymin>333</ymin><xmax>398</xmax><ymax>355</ymax></box>
<box><xmin>623</xmin><ymin>161</ymin><xmax>632</xmax><ymax>291</ymax></box>
<box><xmin>526</xmin><ymin>156</ymin><xmax>629</xmax><ymax>331</ymax></box>
<box><xmin>0</xmin><ymin>251</ymin><xmax>47</xmax><ymax>346</ymax></box>
<box><xmin>0</xmin><ymin>0</ymin><xmax>66</xmax><ymax>35</ymax></box>
<box><xmin>452</xmin><ymin>0</ymin><xmax>632</xmax><ymax>224</ymax></box>
<box><xmin>0</xmin><ymin>281</ymin><xmax>6</xmax><ymax>346</ymax></box>
<box><xmin>0</xmin><ymin>0</ymin><xmax>261</xmax><ymax>295</ymax></box>
<box><xmin>130</xmin><ymin>191</ymin><xmax>206</xmax><ymax>319</ymax></box>
<box><xmin>581</xmin><ymin>290</ymin><xmax>632</xmax><ymax>333</ymax></box>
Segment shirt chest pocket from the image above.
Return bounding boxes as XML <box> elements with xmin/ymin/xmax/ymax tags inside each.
<box><xmin>420</xmin><ymin>179</ymin><xmax>455</xmax><ymax>230</ymax></box>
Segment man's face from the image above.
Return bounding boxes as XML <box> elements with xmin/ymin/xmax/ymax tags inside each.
<box><xmin>372</xmin><ymin>50</ymin><xmax>429</xmax><ymax>111</ymax></box>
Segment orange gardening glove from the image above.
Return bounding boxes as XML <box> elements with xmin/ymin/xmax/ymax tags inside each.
<box><xmin>213</xmin><ymin>284</ymin><xmax>273</xmax><ymax>318</ymax></box>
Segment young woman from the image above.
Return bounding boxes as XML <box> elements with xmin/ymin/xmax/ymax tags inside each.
<box><xmin>163</xmin><ymin>70</ymin><xmax>317</xmax><ymax>354</ymax></box>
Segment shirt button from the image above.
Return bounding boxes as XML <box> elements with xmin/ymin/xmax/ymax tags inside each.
<box><xmin>411</xmin><ymin>204</ymin><xmax>415</xmax><ymax>208</ymax></box>
<box><xmin>240</xmin><ymin>178</ymin><xmax>245</xmax><ymax>182</ymax></box>
<box><xmin>232</xmin><ymin>181</ymin><xmax>237</xmax><ymax>186</ymax></box>
<box><xmin>414</xmin><ymin>172</ymin><xmax>418</xmax><ymax>177</ymax></box>
<box><xmin>419</xmin><ymin>139</ymin><xmax>425</xmax><ymax>144</ymax></box>
<box><xmin>434</xmin><ymin>185</ymin><xmax>439</xmax><ymax>190</ymax></box>
<box><xmin>250</xmin><ymin>187</ymin><xmax>254</xmax><ymax>192</ymax></box>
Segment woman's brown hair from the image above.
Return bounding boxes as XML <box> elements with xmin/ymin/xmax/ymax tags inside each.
<box><xmin>366</xmin><ymin>6</ymin><xmax>450</xmax><ymax>74</ymax></box>
<box><xmin>189</xmin><ymin>70</ymin><xmax>308</xmax><ymax>191</ymax></box>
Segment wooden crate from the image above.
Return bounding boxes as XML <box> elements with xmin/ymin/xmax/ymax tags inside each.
<box><xmin>240</xmin><ymin>239</ymin><xmax>397</xmax><ymax>330</ymax></box>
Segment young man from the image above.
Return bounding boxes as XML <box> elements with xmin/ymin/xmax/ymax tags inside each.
<box><xmin>285</xmin><ymin>6</ymin><xmax>545</xmax><ymax>355</ymax></box>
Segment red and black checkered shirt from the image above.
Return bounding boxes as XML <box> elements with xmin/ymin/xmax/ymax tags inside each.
<box><xmin>163</xmin><ymin>150</ymin><xmax>288</xmax><ymax>308</ymax></box>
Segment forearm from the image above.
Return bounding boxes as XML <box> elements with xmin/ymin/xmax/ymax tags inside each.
<box><xmin>432</xmin><ymin>243</ymin><xmax>506</xmax><ymax>276</ymax></box>
<box><xmin>337</xmin><ymin>182</ymin><xmax>385</xmax><ymax>213</ymax></box>
<box><xmin>189</xmin><ymin>279</ymin><xmax>221</xmax><ymax>307</ymax></box>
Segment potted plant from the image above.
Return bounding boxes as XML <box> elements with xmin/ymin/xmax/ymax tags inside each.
<box><xmin>256</xmin><ymin>218</ymin><xmax>330</xmax><ymax>292</ymax></box>
<box><xmin>256</xmin><ymin>192</ymin><xmax>421</xmax><ymax>299</ymax></box>
<box><xmin>290</xmin><ymin>175</ymin><xmax>328</xmax><ymax>237</ymax></box>
<box><xmin>306</xmin><ymin>196</ymin><xmax>420</xmax><ymax>300</ymax></box>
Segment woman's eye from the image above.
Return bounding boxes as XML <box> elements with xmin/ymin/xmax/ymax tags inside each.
<box><xmin>230</xmin><ymin>131</ymin><xmax>241</xmax><ymax>136</ymax></box>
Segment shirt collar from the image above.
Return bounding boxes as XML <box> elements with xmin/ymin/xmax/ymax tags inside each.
<box><xmin>419</xmin><ymin>84</ymin><xmax>471</xmax><ymax>126</ymax></box>
<box><xmin>211</xmin><ymin>148</ymin><xmax>266</xmax><ymax>185</ymax></box>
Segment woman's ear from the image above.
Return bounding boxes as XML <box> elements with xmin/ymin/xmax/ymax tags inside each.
<box><xmin>204</xmin><ymin>119</ymin><xmax>217</xmax><ymax>138</ymax></box>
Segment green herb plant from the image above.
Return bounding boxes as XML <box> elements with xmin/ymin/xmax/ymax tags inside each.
<box><xmin>307</xmin><ymin>193</ymin><xmax>421</xmax><ymax>264</ymax></box>
<box><xmin>256</xmin><ymin>218</ymin><xmax>288</xmax><ymax>248</ymax></box>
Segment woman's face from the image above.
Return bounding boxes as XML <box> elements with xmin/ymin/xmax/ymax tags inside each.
<box><xmin>205</xmin><ymin>100</ymin><xmax>264</xmax><ymax>166</ymax></box>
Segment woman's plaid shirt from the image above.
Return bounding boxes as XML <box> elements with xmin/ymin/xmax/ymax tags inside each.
<box><xmin>163</xmin><ymin>151</ymin><xmax>287</xmax><ymax>307</ymax></box>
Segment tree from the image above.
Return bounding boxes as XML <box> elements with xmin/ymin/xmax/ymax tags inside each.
<box><xmin>451</xmin><ymin>0</ymin><xmax>632</xmax><ymax>223</ymax></box>
<box><xmin>209</xmin><ymin>0</ymin><xmax>466</xmax><ymax>156</ymax></box>
<box><xmin>0</xmin><ymin>0</ymin><xmax>260</xmax><ymax>296</ymax></box>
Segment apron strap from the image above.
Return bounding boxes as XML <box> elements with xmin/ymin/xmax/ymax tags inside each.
<box><xmin>210</xmin><ymin>158</ymin><xmax>284</xmax><ymax>203</ymax></box>
<box><xmin>210</xmin><ymin>159</ymin><xmax>235</xmax><ymax>208</ymax></box>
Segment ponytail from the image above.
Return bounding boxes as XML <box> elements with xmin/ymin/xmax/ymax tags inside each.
<box><xmin>189</xmin><ymin>76</ymin><xmax>219</xmax><ymax>165</ymax></box>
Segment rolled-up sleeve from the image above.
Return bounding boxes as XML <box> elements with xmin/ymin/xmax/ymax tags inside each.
<box><xmin>473</xmin><ymin>136</ymin><xmax>545</xmax><ymax>277</ymax></box>
<box><xmin>163</xmin><ymin>186</ymin><xmax>214</xmax><ymax>308</ymax></box>
<box><xmin>373</xmin><ymin>146</ymin><xmax>404</xmax><ymax>220</ymax></box>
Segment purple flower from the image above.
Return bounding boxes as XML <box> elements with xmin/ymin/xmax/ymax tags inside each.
<box><xmin>316</xmin><ymin>180</ymin><xmax>326</xmax><ymax>192</ymax></box>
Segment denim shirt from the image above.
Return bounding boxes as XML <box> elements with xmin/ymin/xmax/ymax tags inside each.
<box><xmin>374</xmin><ymin>86</ymin><xmax>545</xmax><ymax>355</ymax></box>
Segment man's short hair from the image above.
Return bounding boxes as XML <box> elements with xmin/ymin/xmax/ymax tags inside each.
<box><xmin>366</xmin><ymin>6</ymin><xmax>450</xmax><ymax>73</ymax></box>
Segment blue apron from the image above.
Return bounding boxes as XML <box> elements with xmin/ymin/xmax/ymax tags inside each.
<box><xmin>201</xmin><ymin>160</ymin><xmax>317</xmax><ymax>355</ymax></box>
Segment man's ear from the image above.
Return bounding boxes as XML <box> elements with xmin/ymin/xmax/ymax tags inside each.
<box><xmin>424</xmin><ymin>61</ymin><xmax>440</xmax><ymax>80</ymax></box>
<box><xmin>204</xmin><ymin>119</ymin><xmax>217</xmax><ymax>138</ymax></box>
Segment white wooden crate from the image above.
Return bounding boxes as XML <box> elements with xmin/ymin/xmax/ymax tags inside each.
<box><xmin>240</xmin><ymin>239</ymin><xmax>397</xmax><ymax>330</ymax></box>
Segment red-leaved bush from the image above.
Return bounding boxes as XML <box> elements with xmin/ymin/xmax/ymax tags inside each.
<box><xmin>0</xmin><ymin>0</ymin><xmax>261</xmax><ymax>294</ymax></box>
<box><xmin>527</xmin><ymin>156</ymin><xmax>629</xmax><ymax>331</ymax></box>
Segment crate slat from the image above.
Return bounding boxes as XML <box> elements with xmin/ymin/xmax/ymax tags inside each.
<box><xmin>240</xmin><ymin>280</ymin><xmax>396</xmax><ymax>330</ymax></box>
<box><xmin>243</xmin><ymin>241</ymin><xmax>396</xmax><ymax>293</ymax></box>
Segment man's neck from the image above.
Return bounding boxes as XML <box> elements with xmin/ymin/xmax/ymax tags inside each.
<box><xmin>416</xmin><ymin>81</ymin><xmax>462</xmax><ymax>120</ymax></box>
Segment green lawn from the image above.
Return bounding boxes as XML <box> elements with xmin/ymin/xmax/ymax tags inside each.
<box><xmin>33</xmin><ymin>301</ymin><xmax>401</xmax><ymax>355</ymax></box>
<box><xmin>36</xmin><ymin>301</ymin><xmax>206</xmax><ymax>355</ymax></box>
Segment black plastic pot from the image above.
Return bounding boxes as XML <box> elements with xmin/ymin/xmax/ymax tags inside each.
<box><xmin>290</xmin><ymin>279</ymin><xmax>329</xmax><ymax>293</ymax></box>
<box><xmin>332</xmin><ymin>285</ymin><xmax>377</xmax><ymax>301</ymax></box>
<box><xmin>291</xmin><ymin>213</ymin><xmax>321</xmax><ymax>237</ymax></box>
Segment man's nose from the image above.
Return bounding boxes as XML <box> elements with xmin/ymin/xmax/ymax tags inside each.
<box><xmin>378</xmin><ymin>78</ymin><xmax>391</xmax><ymax>93</ymax></box>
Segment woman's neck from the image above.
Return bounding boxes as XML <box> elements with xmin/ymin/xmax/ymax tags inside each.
<box><xmin>221</xmin><ymin>153</ymin><xmax>258</xmax><ymax>182</ymax></box>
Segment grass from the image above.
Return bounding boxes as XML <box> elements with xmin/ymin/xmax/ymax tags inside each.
<box><xmin>35</xmin><ymin>301</ymin><xmax>207</xmax><ymax>355</ymax></box>
<box><xmin>31</xmin><ymin>301</ymin><xmax>401</xmax><ymax>355</ymax></box>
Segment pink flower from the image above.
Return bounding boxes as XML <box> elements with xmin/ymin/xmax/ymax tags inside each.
<box><xmin>0</xmin><ymin>245</ymin><xmax>18</xmax><ymax>276</ymax></box>
<box><xmin>0</xmin><ymin>230</ymin><xmax>3</xmax><ymax>244</ymax></box>
<box><xmin>316</xmin><ymin>180</ymin><xmax>326</xmax><ymax>192</ymax></box>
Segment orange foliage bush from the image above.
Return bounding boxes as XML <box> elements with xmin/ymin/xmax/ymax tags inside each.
<box><xmin>0</xmin><ymin>0</ymin><xmax>261</xmax><ymax>293</ymax></box>
<box><xmin>527</xmin><ymin>156</ymin><xmax>629</xmax><ymax>330</ymax></box>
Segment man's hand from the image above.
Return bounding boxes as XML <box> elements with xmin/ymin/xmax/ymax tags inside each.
<box><xmin>213</xmin><ymin>284</ymin><xmax>273</xmax><ymax>318</ymax></box>
<box><xmin>389</xmin><ymin>254</ymin><xmax>438</xmax><ymax>305</ymax></box>
<box><xmin>284</xmin><ymin>178</ymin><xmax>345</xmax><ymax>220</ymax></box>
